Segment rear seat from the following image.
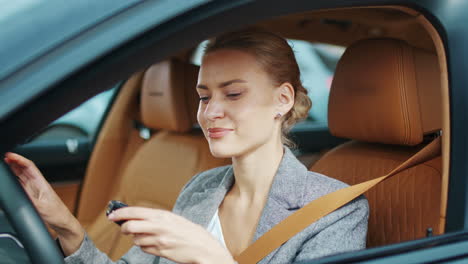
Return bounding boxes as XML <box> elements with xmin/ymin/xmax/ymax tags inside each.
<box><xmin>76</xmin><ymin>59</ymin><xmax>230</xmax><ymax>260</ymax></box>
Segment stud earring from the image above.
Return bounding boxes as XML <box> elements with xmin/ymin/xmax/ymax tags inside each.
<box><xmin>275</xmin><ymin>113</ymin><xmax>282</xmax><ymax>119</ymax></box>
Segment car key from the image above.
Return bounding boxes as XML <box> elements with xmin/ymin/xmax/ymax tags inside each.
<box><xmin>106</xmin><ymin>200</ymin><xmax>129</xmax><ymax>226</ymax></box>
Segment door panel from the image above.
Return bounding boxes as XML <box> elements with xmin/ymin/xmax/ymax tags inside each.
<box><xmin>13</xmin><ymin>125</ymin><xmax>90</xmax><ymax>214</ymax></box>
<box><xmin>14</xmin><ymin>131</ymin><xmax>91</xmax><ymax>183</ymax></box>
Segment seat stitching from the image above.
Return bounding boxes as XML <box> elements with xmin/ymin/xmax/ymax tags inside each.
<box><xmin>398</xmin><ymin>44</ymin><xmax>411</xmax><ymax>145</ymax></box>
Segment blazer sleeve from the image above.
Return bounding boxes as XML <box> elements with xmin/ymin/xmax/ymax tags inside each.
<box><xmin>63</xmin><ymin>232</ymin><xmax>157</xmax><ymax>264</ymax></box>
<box><xmin>293</xmin><ymin>195</ymin><xmax>369</xmax><ymax>262</ymax></box>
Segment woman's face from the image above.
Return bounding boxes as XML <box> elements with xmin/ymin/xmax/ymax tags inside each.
<box><xmin>196</xmin><ymin>49</ymin><xmax>281</xmax><ymax>158</ymax></box>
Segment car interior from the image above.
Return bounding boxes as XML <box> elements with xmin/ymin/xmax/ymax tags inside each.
<box><xmin>19</xmin><ymin>5</ymin><xmax>449</xmax><ymax>261</ymax></box>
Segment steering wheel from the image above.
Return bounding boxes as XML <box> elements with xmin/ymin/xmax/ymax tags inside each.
<box><xmin>0</xmin><ymin>162</ymin><xmax>64</xmax><ymax>263</ymax></box>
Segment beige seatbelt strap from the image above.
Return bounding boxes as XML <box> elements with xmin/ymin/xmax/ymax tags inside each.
<box><xmin>234</xmin><ymin>136</ymin><xmax>442</xmax><ymax>264</ymax></box>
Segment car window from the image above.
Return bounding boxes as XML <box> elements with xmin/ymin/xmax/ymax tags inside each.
<box><xmin>191</xmin><ymin>40</ymin><xmax>345</xmax><ymax>124</ymax></box>
<box><xmin>53</xmin><ymin>88</ymin><xmax>115</xmax><ymax>136</ymax></box>
<box><xmin>30</xmin><ymin>87</ymin><xmax>116</xmax><ymax>142</ymax></box>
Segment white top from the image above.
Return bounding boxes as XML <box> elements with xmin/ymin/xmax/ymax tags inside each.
<box><xmin>206</xmin><ymin>209</ymin><xmax>227</xmax><ymax>249</ymax></box>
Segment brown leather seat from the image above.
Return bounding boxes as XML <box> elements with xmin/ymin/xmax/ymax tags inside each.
<box><xmin>311</xmin><ymin>39</ymin><xmax>443</xmax><ymax>248</ymax></box>
<box><xmin>76</xmin><ymin>59</ymin><xmax>230</xmax><ymax>260</ymax></box>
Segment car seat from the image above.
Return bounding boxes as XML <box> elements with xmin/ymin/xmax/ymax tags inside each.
<box><xmin>75</xmin><ymin>59</ymin><xmax>230</xmax><ymax>259</ymax></box>
<box><xmin>311</xmin><ymin>38</ymin><xmax>443</xmax><ymax>247</ymax></box>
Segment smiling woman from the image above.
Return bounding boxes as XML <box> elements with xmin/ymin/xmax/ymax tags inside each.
<box><xmin>3</xmin><ymin>28</ymin><xmax>368</xmax><ymax>264</ymax></box>
<box><xmin>198</xmin><ymin>29</ymin><xmax>312</xmax><ymax>150</ymax></box>
<box><xmin>192</xmin><ymin>29</ymin><xmax>368</xmax><ymax>262</ymax></box>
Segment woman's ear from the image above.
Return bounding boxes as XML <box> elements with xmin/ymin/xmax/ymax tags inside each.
<box><xmin>275</xmin><ymin>82</ymin><xmax>295</xmax><ymax>117</ymax></box>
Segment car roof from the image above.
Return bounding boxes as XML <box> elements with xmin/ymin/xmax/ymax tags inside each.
<box><xmin>0</xmin><ymin>0</ymin><xmax>209</xmax><ymax>122</ymax></box>
<box><xmin>0</xmin><ymin>0</ymin><xmax>142</xmax><ymax>81</ymax></box>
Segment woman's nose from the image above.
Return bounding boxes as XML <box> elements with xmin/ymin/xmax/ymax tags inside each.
<box><xmin>204</xmin><ymin>99</ymin><xmax>225</xmax><ymax>120</ymax></box>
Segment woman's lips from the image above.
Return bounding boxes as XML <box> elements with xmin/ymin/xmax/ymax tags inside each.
<box><xmin>207</xmin><ymin>128</ymin><xmax>234</xmax><ymax>139</ymax></box>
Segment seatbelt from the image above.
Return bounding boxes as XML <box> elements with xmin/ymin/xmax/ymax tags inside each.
<box><xmin>234</xmin><ymin>136</ymin><xmax>442</xmax><ymax>264</ymax></box>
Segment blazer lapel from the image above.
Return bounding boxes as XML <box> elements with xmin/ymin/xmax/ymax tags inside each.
<box><xmin>180</xmin><ymin>167</ymin><xmax>235</xmax><ymax>228</ymax></box>
<box><xmin>178</xmin><ymin>147</ymin><xmax>308</xmax><ymax>264</ymax></box>
<box><xmin>253</xmin><ymin>147</ymin><xmax>309</xmax><ymax>264</ymax></box>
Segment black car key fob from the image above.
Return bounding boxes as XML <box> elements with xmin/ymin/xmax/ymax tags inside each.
<box><xmin>106</xmin><ymin>200</ymin><xmax>128</xmax><ymax>226</ymax></box>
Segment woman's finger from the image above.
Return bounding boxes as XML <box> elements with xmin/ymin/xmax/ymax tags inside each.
<box><xmin>4</xmin><ymin>152</ymin><xmax>32</xmax><ymax>167</ymax></box>
<box><xmin>7</xmin><ymin>163</ymin><xmax>25</xmax><ymax>177</ymax></box>
<box><xmin>121</xmin><ymin>220</ymin><xmax>162</xmax><ymax>235</ymax></box>
<box><xmin>6</xmin><ymin>163</ymin><xmax>31</xmax><ymax>187</ymax></box>
<box><xmin>108</xmin><ymin>207</ymin><xmax>166</xmax><ymax>222</ymax></box>
<box><xmin>139</xmin><ymin>246</ymin><xmax>161</xmax><ymax>257</ymax></box>
<box><xmin>4</xmin><ymin>155</ymin><xmax>26</xmax><ymax>175</ymax></box>
<box><xmin>133</xmin><ymin>234</ymin><xmax>166</xmax><ymax>247</ymax></box>
<box><xmin>4</xmin><ymin>153</ymin><xmax>41</xmax><ymax>180</ymax></box>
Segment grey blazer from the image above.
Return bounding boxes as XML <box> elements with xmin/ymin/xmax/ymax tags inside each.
<box><xmin>65</xmin><ymin>147</ymin><xmax>368</xmax><ymax>264</ymax></box>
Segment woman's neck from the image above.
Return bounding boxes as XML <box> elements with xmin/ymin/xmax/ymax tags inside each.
<box><xmin>230</xmin><ymin>140</ymin><xmax>284</xmax><ymax>203</ymax></box>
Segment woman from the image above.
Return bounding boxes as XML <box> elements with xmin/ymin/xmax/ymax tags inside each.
<box><xmin>4</xmin><ymin>29</ymin><xmax>368</xmax><ymax>263</ymax></box>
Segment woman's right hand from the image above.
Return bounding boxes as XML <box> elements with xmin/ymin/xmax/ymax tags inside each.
<box><xmin>3</xmin><ymin>152</ymin><xmax>84</xmax><ymax>256</ymax></box>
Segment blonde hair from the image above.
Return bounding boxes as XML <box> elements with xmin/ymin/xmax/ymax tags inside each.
<box><xmin>204</xmin><ymin>28</ymin><xmax>312</xmax><ymax>147</ymax></box>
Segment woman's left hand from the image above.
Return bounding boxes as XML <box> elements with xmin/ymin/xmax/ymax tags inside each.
<box><xmin>108</xmin><ymin>207</ymin><xmax>236</xmax><ymax>264</ymax></box>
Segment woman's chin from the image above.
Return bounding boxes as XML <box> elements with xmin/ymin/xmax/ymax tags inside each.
<box><xmin>208</xmin><ymin>141</ymin><xmax>237</xmax><ymax>158</ymax></box>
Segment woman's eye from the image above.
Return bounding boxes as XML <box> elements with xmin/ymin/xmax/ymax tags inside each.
<box><xmin>227</xmin><ymin>93</ymin><xmax>241</xmax><ymax>99</ymax></box>
<box><xmin>199</xmin><ymin>96</ymin><xmax>210</xmax><ymax>103</ymax></box>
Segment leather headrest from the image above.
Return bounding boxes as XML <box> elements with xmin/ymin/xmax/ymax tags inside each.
<box><xmin>141</xmin><ymin>59</ymin><xmax>200</xmax><ymax>133</ymax></box>
<box><xmin>328</xmin><ymin>39</ymin><xmax>442</xmax><ymax>146</ymax></box>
